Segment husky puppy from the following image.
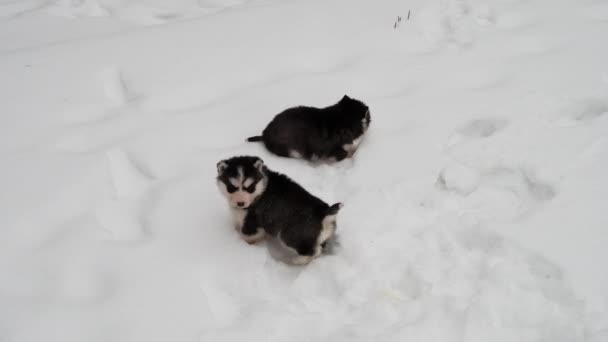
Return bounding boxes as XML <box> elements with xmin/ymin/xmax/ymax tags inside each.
<box><xmin>216</xmin><ymin>156</ymin><xmax>343</xmax><ymax>265</ymax></box>
<box><xmin>246</xmin><ymin>95</ymin><xmax>371</xmax><ymax>162</ymax></box>
<box><xmin>215</xmin><ymin>156</ymin><xmax>267</xmax><ymax>241</ymax></box>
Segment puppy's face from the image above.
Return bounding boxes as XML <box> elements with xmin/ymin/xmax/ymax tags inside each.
<box><xmin>339</xmin><ymin>95</ymin><xmax>371</xmax><ymax>134</ymax></box>
<box><xmin>362</xmin><ymin>108</ymin><xmax>371</xmax><ymax>132</ymax></box>
<box><xmin>319</xmin><ymin>203</ymin><xmax>343</xmax><ymax>244</ymax></box>
<box><xmin>216</xmin><ymin>156</ymin><xmax>267</xmax><ymax>209</ymax></box>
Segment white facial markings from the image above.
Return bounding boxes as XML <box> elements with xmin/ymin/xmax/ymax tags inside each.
<box><xmin>218</xmin><ymin>164</ymin><xmax>268</xmax><ymax>209</ymax></box>
<box><xmin>243</xmin><ymin>178</ymin><xmax>254</xmax><ymax>187</ymax></box>
<box><xmin>231</xmin><ymin>191</ymin><xmax>249</xmax><ymax>207</ymax></box>
<box><xmin>234</xmin><ymin>179</ymin><xmax>266</xmax><ymax>208</ymax></box>
<box><xmin>361</xmin><ymin>109</ymin><xmax>371</xmax><ymax>132</ymax></box>
<box><xmin>252</xmin><ymin>177</ymin><xmax>266</xmax><ymax>198</ymax></box>
<box><xmin>217</xmin><ymin>161</ymin><xmax>270</xmax><ymax>238</ymax></box>
<box><xmin>229</xmin><ymin>178</ymin><xmax>240</xmax><ymax>187</ymax></box>
<box><xmin>237</xmin><ymin>166</ymin><xmax>244</xmax><ymax>184</ymax></box>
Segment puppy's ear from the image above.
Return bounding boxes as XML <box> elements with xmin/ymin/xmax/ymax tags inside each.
<box><xmin>327</xmin><ymin>202</ymin><xmax>343</xmax><ymax>216</ymax></box>
<box><xmin>254</xmin><ymin>158</ymin><xmax>265</xmax><ymax>172</ymax></box>
<box><xmin>217</xmin><ymin>161</ymin><xmax>228</xmax><ymax>174</ymax></box>
<box><xmin>340</xmin><ymin>95</ymin><xmax>350</xmax><ymax>102</ymax></box>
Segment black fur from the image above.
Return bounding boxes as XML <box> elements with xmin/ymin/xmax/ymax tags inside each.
<box><xmin>216</xmin><ymin>155</ymin><xmax>265</xmax><ymax>194</ymax></box>
<box><xmin>246</xmin><ymin>169</ymin><xmax>339</xmax><ymax>256</ymax></box>
<box><xmin>247</xmin><ymin>95</ymin><xmax>371</xmax><ymax>162</ymax></box>
<box><xmin>218</xmin><ymin>156</ymin><xmax>342</xmax><ymax>262</ymax></box>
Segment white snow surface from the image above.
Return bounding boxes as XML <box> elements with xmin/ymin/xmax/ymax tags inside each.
<box><xmin>1</xmin><ymin>0</ymin><xmax>608</xmax><ymax>341</ymax></box>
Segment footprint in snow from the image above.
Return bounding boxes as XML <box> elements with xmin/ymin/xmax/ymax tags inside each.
<box><xmin>98</xmin><ymin>66</ymin><xmax>137</xmax><ymax>106</ymax></box>
<box><xmin>58</xmin><ymin>66</ymin><xmax>136</xmax><ymax>125</ymax></box>
<box><xmin>445</xmin><ymin>117</ymin><xmax>508</xmax><ymax>147</ymax></box>
<box><xmin>94</xmin><ymin>148</ymin><xmax>154</xmax><ymax>242</ymax></box>
<box><xmin>550</xmin><ymin>97</ymin><xmax>608</xmax><ymax>127</ymax></box>
<box><xmin>435</xmin><ymin>164</ymin><xmax>556</xmax><ymax>222</ymax></box>
<box><xmin>49</xmin><ymin>66</ymin><xmax>159</xmax><ymax>153</ymax></box>
<box><xmin>458</xmin><ymin>118</ymin><xmax>509</xmax><ymax>138</ymax></box>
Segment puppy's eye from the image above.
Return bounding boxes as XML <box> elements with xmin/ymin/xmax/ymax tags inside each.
<box><xmin>225</xmin><ymin>183</ymin><xmax>237</xmax><ymax>193</ymax></box>
<box><xmin>244</xmin><ymin>182</ymin><xmax>257</xmax><ymax>193</ymax></box>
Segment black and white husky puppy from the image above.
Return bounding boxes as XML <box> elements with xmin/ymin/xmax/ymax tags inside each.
<box><xmin>246</xmin><ymin>95</ymin><xmax>371</xmax><ymax>162</ymax></box>
<box><xmin>216</xmin><ymin>156</ymin><xmax>343</xmax><ymax>265</ymax></box>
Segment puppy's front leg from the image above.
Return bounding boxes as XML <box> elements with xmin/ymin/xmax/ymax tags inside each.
<box><xmin>330</xmin><ymin>146</ymin><xmax>349</xmax><ymax>162</ymax></box>
<box><xmin>241</xmin><ymin>211</ymin><xmax>266</xmax><ymax>244</ymax></box>
<box><xmin>342</xmin><ymin>138</ymin><xmax>361</xmax><ymax>158</ymax></box>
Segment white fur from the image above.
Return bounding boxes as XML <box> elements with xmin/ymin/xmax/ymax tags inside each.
<box><xmin>237</xmin><ymin>166</ymin><xmax>244</xmax><ymax>183</ymax></box>
<box><xmin>230</xmin><ymin>207</ymin><xmax>247</xmax><ymax>231</ymax></box>
<box><xmin>319</xmin><ymin>212</ymin><xmax>338</xmax><ymax>246</ymax></box>
<box><xmin>278</xmin><ymin>205</ymin><xmax>341</xmax><ymax>265</ymax></box>
<box><xmin>217</xmin><ymin>177</ymin><xmax>266</xmax><ymax>209</ymax></box>
<box><xmin>315</xmin><ymin>204</ymin><xmax>342</xmax><ymax>258</ymax></box>
<box><xmin>254</xmin><ymin>159</ymin><xmax>264</xmax><ymax>171</ymax></box>
<box><xmin>243</xmin><ymin>178</ymin><xmax>254</xmax><ymax>187</ymax></box>
<box><xmin>217</xmin><ymin>161</ymin><xmax>228</xmax><ymax>173</ymax></box>
<box><xmin>289</xmin><ymin>150</ymin><xmax>303</xmax><ymax>158</ymax></box>
<box><xmin>291</xmin><ymin>246</ymin><xmax>321</xmax><ymax>265</ymax></box>
<box><xmin>362</xmin><ymin>110</ymin><xmax>370</xmax><ymax>130</ymax></box>
<box><xmin>343</xmin><ymin>136</ymin><xmax>363</xmax><ymax>157</ymax></box>
<box><xmin>291</xmin><ymin>255</ymin><xmax>313</xmax><ymax>265</ymax></box>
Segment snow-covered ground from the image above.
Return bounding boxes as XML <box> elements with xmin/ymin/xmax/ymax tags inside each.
<box><xmin>1</xmin><ymin>0</ymin><xmax>607</xmax><ymax>340</ymax></box>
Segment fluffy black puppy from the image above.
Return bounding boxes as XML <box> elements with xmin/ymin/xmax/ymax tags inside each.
<box><xmin>216</xmin><ymin>156</ymin><xmax>343</xmax><ymax>265</ymax></box>
<box><xmin>247</xmin><ymin>95</ymin><xmax>371</xmax><ymax>162</ymax></box>
<box><xmin>216</xmin><ymin>156</ymin><xmax>267</xmax><ymax>242</ymax></box>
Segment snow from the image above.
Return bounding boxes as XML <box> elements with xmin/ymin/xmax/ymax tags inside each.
<box><xmin>1</xmin><ymin>0</ymin><xmax>607</xmax><ymax>341</ymax></box>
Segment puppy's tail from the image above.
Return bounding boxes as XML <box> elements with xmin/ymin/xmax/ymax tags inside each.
<box><xmin>246</xmin><ymin>135</ymin><xmax>263</xmax><ymax>142</ymax></box>
<box><xmin>327</xmin><ymin>203</ymin><xmax>344</xmax><ymax>216</ymax></box>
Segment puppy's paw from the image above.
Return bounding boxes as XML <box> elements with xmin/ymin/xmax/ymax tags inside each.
<box><xmin>241</xmin><ymin>228</ymin><xmax>266</xmax><ymax>244</ymax></box>
<box><xmin>291</xmin><ymin>255</ymin><xmax>313</xmax><ymax>265</ymax></box>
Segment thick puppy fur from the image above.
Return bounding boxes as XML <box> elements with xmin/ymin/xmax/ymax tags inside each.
<box><xmin>247</xmin><ymin>95</ymin><xmax>371</xmax><ymax>162</ymax></box>
<box><xmin>216</xmin><ymin>156</ymin><xmax>343</xmax><ymax>265</ymax></box>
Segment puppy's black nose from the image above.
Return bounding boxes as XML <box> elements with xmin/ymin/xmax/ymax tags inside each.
<box><xmin>236</xmin><ymin>202</ymin><xmax>245</xmax><ymax>207</ymax></box>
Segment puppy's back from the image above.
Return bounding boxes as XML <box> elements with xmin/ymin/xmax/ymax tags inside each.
<box><xmin>261</xmin><ymin>170</ymin><xmax>328</xmax><ymax>212</ymax></box>
<box><xmin>260</xmin><ymin>106</ymin><xmax>325</xmax><ymax>157</ymax></box>
<box><xmin>253</xmin><ymin>170</ymin><xmax>328</xmax><ymax>234</ymax></box>
<box><xmin>264</xmin><ymin>106</ymin><xmax>323</xmax><ymax>135</ymax></box>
